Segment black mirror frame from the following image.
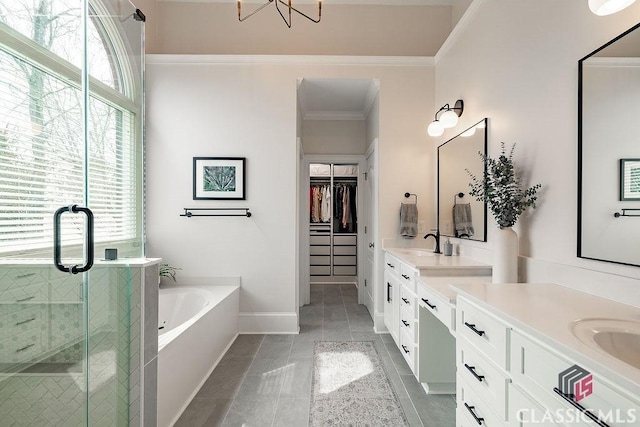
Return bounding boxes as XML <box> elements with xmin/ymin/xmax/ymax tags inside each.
<box><xmin>577</xmin><ymin>22</ymin><xmax>640</xmax><ymax>268</ymax></box>
<box><xmin>436</xmin><ymin>118</ymin><xmax>488</xmax><ymax>243</ymax></box>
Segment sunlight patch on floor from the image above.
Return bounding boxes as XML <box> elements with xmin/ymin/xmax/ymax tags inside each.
<box><xmin>316</xmin><ymin>351</ymin><xmax>374</xmax><ymax>395</ymax></box>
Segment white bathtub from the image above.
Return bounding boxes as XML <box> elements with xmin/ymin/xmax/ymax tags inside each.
<box><xmin>157</xmin><ymin>284</ymin><xmax>239</xmax><ymax>427</ymax></box>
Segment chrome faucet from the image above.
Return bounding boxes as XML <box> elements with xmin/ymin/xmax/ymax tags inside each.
<box><xmin>423</xmin><ymin>231</ymin><xmax>441</xmax><ymax>254</ymax></box>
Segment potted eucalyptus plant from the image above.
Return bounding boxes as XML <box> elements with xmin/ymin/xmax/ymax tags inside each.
<box><xmin>467</xmin><ymin>142</ymin><xmax>541</xmax><ymax>283</ymax></box>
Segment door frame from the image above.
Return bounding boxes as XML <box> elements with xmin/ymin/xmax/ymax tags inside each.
<box><xmin>299</xmin><ymin>154</ymin><xmax>366</xmax><ymax>307</ymax></box>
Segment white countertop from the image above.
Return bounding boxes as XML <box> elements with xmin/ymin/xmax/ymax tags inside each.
<box><xmin>417</xmin><ymin>275</ymin><xmax>491</xmax><ymax>303</ymax></box>
<box><xmin>385</xmin><ymin>248</ymin><xmax>492</xmax><ymax>271</ymax></box>
<box><xmin>0</xmin><ymin>257</ymin><xmax>162</xmax><ymax>267</ymax></box>
<box><xmin>452</xmin><ymin>282</ymin><xmax>640</xmax><ymax>396</ymax></box>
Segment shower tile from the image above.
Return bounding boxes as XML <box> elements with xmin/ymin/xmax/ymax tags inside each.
<box><xmin>143</xmin><ymin>357</ymin><xmax>158</xmax><ymax>427</ymax></box>
<box><xmin>143</xmin><ymin>265</ymin><xmax>159</xmax><ymax>366</ymax></box>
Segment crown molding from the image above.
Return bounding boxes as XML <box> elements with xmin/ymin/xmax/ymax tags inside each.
<box><xmin>304</xmin><ymin>111</ymin><xmax>366</xmax><ymax>120</ymax></box>
<box><xmin>146</xmin><ymin>54</ymin><xmax>435</xmax><ymax>67</ymax></box>
<box><xmin>434</xmin><ymin>0</ymin><xmax>485</xmax><ymax>64</ymax></box>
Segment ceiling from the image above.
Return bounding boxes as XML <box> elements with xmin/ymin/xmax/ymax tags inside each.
<box><xmin>298</xmin><ymin>78</ymin><xmax>379</xmax><ymax>120</ymax></box>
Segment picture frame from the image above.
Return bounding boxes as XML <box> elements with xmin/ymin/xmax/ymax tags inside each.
<box><xmin>620</xmin><ymin>158</ymin><xmax>640</xmax><ymax>201</ymax></box>
<box><xmin>193</xmin><ymin>157</ymin><xmax>246</xmax><ymax>200</ymax></box>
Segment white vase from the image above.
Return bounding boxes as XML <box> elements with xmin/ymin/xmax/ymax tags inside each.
<box><xmin>493</xmin><ymin>227</ymin><xmax>518</xmax><ymax>284</ymax></box>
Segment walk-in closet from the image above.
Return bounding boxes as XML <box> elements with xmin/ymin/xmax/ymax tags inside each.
<box><xmin>309</xmin><ymin>163</ymin><xmax>358</xmax><ymax>282</ymax></box>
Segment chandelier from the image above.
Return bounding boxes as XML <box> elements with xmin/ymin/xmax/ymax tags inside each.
<box><xmin>237</xmin><ymin>0</ymin><xmax>322</xmax><ymax>28</ymax></box>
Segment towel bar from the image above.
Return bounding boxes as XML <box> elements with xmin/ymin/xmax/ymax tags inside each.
<box><xmin>180</xmin><ymin>208</ymin><xmax>252</xmax><ymax>218</ymax></box>
<box><xmin>614</xmin><ymin>208</ymin><xmax>640</xmax><ymax>218</ymax></box>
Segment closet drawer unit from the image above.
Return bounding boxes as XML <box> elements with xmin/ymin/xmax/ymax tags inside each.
<box><xmin>333</xmin><ymin>235</ymin><xmax>357</xmax><ymax>246</ymax></box>
<box><xmin>333</xmin><ymin>245</ymin><xmax>356</xmax><ymax>256</ymax></box>
<box><xmin>457</xmin><ymin>297</ymin><xmax>509</xmax><ymax>370</ymax></box>
<box><xmin>333</xmin><ymin>266</ymin><xmax>357</xmax><ymax>276</ymax></box>
<box><xmin>399</xmin><ymin>328</ymin><xmax>417</xmax><ymax>372</ymax></box>
<box><xmin>399</xmin><ymin>285</ymin><xmax>417</xmax><ymax>319</ymax></box>
<box><xmin>510</xmin><ymin>330</ymin><xmax>640</xmax><ymax>426</ymax></box>
<box><xmin>310</xmin><ymin>266</ymin><xmax>331</xmax><ymax>276</ymax></box>
<box><xmin>310</xmin><ymin>255</ymin><xmax>330</xmax><ymax>266</ymax></box>
<box><xmin>310</xmin><ymin>235</ymin><xmax>330</xmax><ymax>246</ymax></box>
<box><xmin>418</xmin><ymin>284</ymin><xmax>454</xmax><ymax>330</ymax></box>
<box><xmin>310</xmin><ymin>245</ymin><xmax>330</xmax><ymax>256</ymax></box>
<box><xmin>458</xmin><ymin>337</ymin><xmax>510</xmax><ymax>420</ymax></box>
<box><xmin>457</xmin><ymin>377</ymin><xmax>503</xmax><ymax>427</ymax></box>
<box><xmin>333</xmin><ymin>255</ymin><xmax>356</xmax><ymax>266</ymax></box>
<box><xmin>310</xmin><ymin>224</ymin><xmax>331</xmax><ymax>232</ymax></box>
<box><xmin>399</xmin><ymin>305</ymin><xmax>417</xmax><ymax>343</ymax></box>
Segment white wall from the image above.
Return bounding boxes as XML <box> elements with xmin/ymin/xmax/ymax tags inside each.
<box><xmin>435</xmin><ymin>0</ymin><xmax>640</xmax><ymax>306</ymax></box>
<box><xmin>145</xmin><ymin>56</ymin><xmax>435</xmax><ymax>332</ymax></box>
<box><xmin>302</xmin><ymin>119</ymin><xmax>366</xmax><ymax>154</ymax></box>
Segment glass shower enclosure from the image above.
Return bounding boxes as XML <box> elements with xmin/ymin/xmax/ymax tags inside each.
<box><xmin>0</xmin><ymin>0</ymin><xmax>145</xmax><ymax>425</ymax></box>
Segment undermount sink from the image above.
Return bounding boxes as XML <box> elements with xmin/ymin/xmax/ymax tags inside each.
<box><xmin>393</xmin><ymin>249</ymin><xmax>435</xmax><ymax>257</ymax></box>
<box><xmin>571</xmin><ymin>318</ymin><xmax>640</xmax><ymax>370</ymax></box>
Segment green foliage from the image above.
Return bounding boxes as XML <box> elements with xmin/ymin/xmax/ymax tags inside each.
<box><xmin>158</xmin><ymin>264</ymin><xmax>181</xmax><ymax>282</ymax></box>
<box><xmin>467</xmin><ymin>142</ymin><xmax>542</xmax><ymax>229</ymax></box>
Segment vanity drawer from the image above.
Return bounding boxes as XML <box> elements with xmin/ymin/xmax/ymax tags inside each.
<box><xmin>418</xmin><ymin>283</ymin><xmax>454</xmax><ymax>330</ymax></box>
<box><xmin>0</xmin><ymin>328</ymin><xmax>47</xmax><ymax>363</ymax></box>
<box><xmin>399</xmin><ymin>328</ymin><xmax>417</xmax><ymax>372</ymax></box>
<box><xmin>511</xmin><ymin>330</ymin><xmax>640</xmax><ymax>427</ymax></box>
<box><xmin>384</xmin><ymin>253</ymin><xmax>400</xmax><ymax>274</ymax></box>
<box><xmin>457</xmin><ymin>376</ymin><xmax>503</xmax><ymax>427</ymax></box>
<box><xmin>399</xmin><ymin>305</ymin><xmax>417</xmax><ymax>343</ymax></box>
<box><xmin>457</xmin><ymin>296</ymin><xmax>509</xmax><ymax>370</ymax></box>
<box><xmin>0</xmin><ymin>305</ymin><xmax>45</xmax><ymax>340</ymax></box>
<box><xmin>508</xmin><ymin>383</ymin><xmax>564</xmax><ymax>426</ymax></box>
<box><xmin>458</xmin><ymin>336</ymin><xmax>510</xmax><ymax>420</ymax></box>
<box><xmin>399</xmin><ymin>285</ymin><xmax>417</xmax><ymax>318</ymax></box>
<box><xmin>399</xmin><ymin>263</ymin><xmax>416</xmax><ymax>293</ymax></box>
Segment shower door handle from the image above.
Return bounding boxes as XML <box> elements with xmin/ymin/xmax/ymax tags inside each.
<box><xmin>54</xmin><ymin>205</ymin><xmax>95</xmax><ymax>274</ymax></box>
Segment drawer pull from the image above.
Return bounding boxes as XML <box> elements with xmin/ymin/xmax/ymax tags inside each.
<box><xmin>402</xmin><ymin>320</ymin><xmax>410</xmax><ymax>327</ymax></box>
<box><xmin>464</xmin><ymin>322</ymin><xmax>485</xmax><ymax>337</ymax></box>
<box><xmin>16</xmin><ymin>296</ymin><xmax>36</xmax><ymax>303</ymax></box>
<box><xmin>464</xmin><ymin>403</ymin><xmax>484</xmax><ymax>425</ymax></box>
<box><xmin>387</xmin><ymin>282</ymin><xmax>392</xmax><ymax>303</ymax></box>
<box><xmin>464</xmin><ymin>363</ymin><xmax>485</xmax><ymax>382</ymax></box>
<box><xmin>16</xmin><ymin>343</ymin><xmax>35</xmax><ymax>353</ymax></box>
<box><xmin>16</xmin><ymin>272</ymin><xmax>36</xmax><ymax>279</ymax></box>
<box><xmin>401</xmin><ymin>274</ymin><xmax>410</xmax><ymax>280</ymax></box>
<box><xmin>16</xmin><ymin>317</ymin><xmax>36</xmax><ymax>326</ymax></box>
<box><xmin>401</xmin><ymin>297</ymin><xmax>409</xmax><ymax>304</ymax></box>
<box><xmin>421</xmin><ymin>298</ymin><xmax>436</xmax><ymax>310</ymax></box>
<box><xmin>386</xmin><ymin>263</ymin><xmax>395</xmax><ymax>269</ymax></box>
<box><xmin>401</xmin><ymin>345</ymin><xmax>410</xmax><ymax>354</ymax></box>
<box><xmin>553</xmin><ymin>387</ymin><xmax>610</xmax><ymax>427</ymax></box>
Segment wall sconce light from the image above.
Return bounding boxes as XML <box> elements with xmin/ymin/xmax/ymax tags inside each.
<box><xmin>427</xmin><ymin>99</ymin><xmax>464</xmax><ymax>137</ymax></box>
<box><xmin>588</xmin><ymin>0</ymin><xmax>636</xmax><ymax>15</ymax></box>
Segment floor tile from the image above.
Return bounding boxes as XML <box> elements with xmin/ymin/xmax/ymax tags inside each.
<box><xmin>225</xmin><ymin>334</ymin><xmax>264</xmax><ymax>359</ymax></box>
<box><xmin>273</xmin><ymin>397</ymin><xmax>310</xmax><ymax>427</ymax></box>
<box><xmin>289</xmin><ymin>339</ymin><xmax>315</xmax><ymax>360</ymax></box>
<box><xmin>237</xmin><ymin>373</ymin><xmax>285</xmax><ymax>398</ymax></box>
<box><xmin>174</xmin><ymin>398</ymin><xmax>232</xmax><ymax>427</ymax></box>
<box><xmin>221</xmin><ymin>396</ymin><xmax>279</xmax><ymax>426</ymax></box>
<box><xmin>279</xmin><ymin>358</ymin><xmax>313</xmax><ymax>398</ymax></box>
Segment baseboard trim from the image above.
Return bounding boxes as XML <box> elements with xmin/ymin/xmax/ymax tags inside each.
<box><xmin>239</xmin><ymin>312</ymin><xmax>299</xmax><ymax>334</ymax></box>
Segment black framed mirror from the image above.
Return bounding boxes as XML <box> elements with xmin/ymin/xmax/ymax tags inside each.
<box><xmin>437</xmin><ymin>118</ymin><xmax>488</xmax><ymax>242</ymax></box>
<box><xmin>578</xmin><ymin>22</ymin><xmax>640</xmax><ymax>267</ymax></box>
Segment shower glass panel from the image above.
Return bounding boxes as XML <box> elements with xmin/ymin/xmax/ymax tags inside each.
<box><xmin>0</xmin><ymin>0</ymin><xmax>144</xmax><ymax>425</ymax></box>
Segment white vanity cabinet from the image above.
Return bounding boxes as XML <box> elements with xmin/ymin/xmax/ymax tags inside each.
<box><xmin>455</xmin><ymin>290</ymin><xmax>640</xmax><ymax>427</ymax></box>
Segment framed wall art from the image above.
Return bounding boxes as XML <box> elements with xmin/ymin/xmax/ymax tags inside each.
<box><xmin>193</xmin><ymin>157</ymin><xmax>246</xmax><ymax>200</ymax></box>
<box><xmin>620</xmin><ymin>158</ymin><xmax>640</xmax><ymax>201</ymax></box>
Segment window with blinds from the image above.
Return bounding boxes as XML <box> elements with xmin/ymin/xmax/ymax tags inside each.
<box><xmin>0</xmin><ymin>5</ymin><xmax>143</xmax><ymax>257</ymax></box>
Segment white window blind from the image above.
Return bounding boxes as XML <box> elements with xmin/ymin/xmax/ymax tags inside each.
<box><xmin>0</xmin><ymin>46</ymin><xmax>139</xmax><ymax>254</ymax></box>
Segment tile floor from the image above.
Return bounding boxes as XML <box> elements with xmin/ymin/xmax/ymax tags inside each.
<box><xmin>175</xmin><ymin>284</ymin><xmax>456</xmax><ymax>426</ymax></box>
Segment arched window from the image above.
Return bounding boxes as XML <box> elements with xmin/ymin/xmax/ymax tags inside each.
<box><xmin>0</xmin><ymin>0</ymin><xmax>143</xmax><ymax>256</ymax></box>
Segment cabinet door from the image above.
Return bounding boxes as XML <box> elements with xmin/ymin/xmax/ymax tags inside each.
<box><xmin>383</xmin><ymin>271</ymin><xmax>399</xmax><ymax>342</ymax></box>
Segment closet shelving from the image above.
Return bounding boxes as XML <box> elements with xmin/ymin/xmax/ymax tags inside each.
<box><xmin>310</xmin><ymin>163</ymin><xmax>358</xmax><ymax>280</ymax></box>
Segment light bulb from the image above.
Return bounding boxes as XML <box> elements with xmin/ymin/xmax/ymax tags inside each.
<box><xmin>440</xmin><ymin>109</ymin><xmax>459</xmax><ymax>128</ymax></box>
<box><xmin>427</xmin><ymin>121</ymin><xmax>444</xmax><ymax>137</ymax></box>
<box><xmin>460</xmin><ymin>127</ymin><xmax>476</xmax><ymax>137</ymax></box>
<box><xmin>589</xmin><ymin>0</ymin><xmax>636</xmax><ymax>15</ymax></box>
